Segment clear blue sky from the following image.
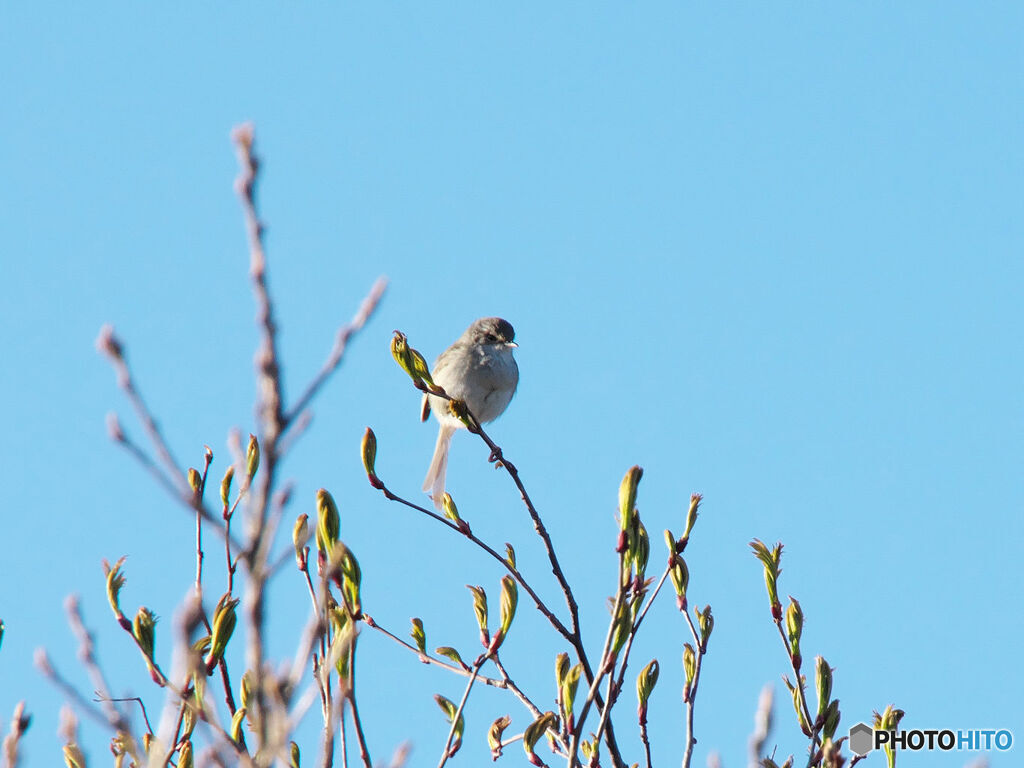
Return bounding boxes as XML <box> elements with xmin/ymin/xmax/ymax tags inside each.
<box><xmin>1</xmin><ymin>3</ymin><xmax>1021</xmax><ymax>767</ymax></box>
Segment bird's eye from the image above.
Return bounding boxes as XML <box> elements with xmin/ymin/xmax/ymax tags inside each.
<box><xmin>484</xmin><ymin>333</ymin><xmax>497</xmax><ymax>342</ymax></box>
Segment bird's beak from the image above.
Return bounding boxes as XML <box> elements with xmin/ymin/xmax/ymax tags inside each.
<box><xmin>507</xmin><ymin>341</ymin><xmax>518</xmax><ymax>348</ymax></box>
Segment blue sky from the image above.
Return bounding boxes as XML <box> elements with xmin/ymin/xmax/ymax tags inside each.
<box><xmin>1</xmin><ymin>3</ymin><xmax>1021</xmax><ymax>767</ymax></box>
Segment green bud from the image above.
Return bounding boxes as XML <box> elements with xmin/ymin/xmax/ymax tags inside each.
<box><xmin>390</xmin><ymin>331</ymin><xmax>414</xmax><ymax>376</ymax></box>
<box><xmin>669</xmin><ymin>555</ymin><xmax>689</xmax><ymax>611</ymax></box>
<box><xmin>522</xmin><ymin>711</ymin><xmax>557</xmax><ymax>762</ymax></box>
<box><xmin>683</xmin><ymin>493</ymin><xmax>702</xmax><ymax>540</ymax></box>
<box><xmin>750</xmin><ymin>539</ymin><xmax>784</xmax><ymax>620</ymax></box>
<box><xmin>872</xmin><ymin>704</ymin><xmax>904</xmax><ymax>732</ymax></box>
<box><xmin>435</xmin><ymin>647</ymin><xmax>468</xmax><ymax>669</ymax></box>
<box><xmin>440</xmin><ymin>493</ymin><xmax>461</xmax><ymax>523</ymax></box>
<box><xmin>410</xmin><ymin>618</ymin><xmax>426</xmax><ymax>654</ymax></box>
<box><xmin>663</xmin><ymin>528</ymin><xmax>677</xmax><ymax>555</ymax></box>
<box><xmin>785</xmin><ymin>598</ymin><xmax>803</xmax><ymax>668</ymax></box>
<box><xmin>315</xmin><ymin>489</ymin><xmax>340</xmax><ymax>554</ymax></box>
<box><xmin>410</xmin><ymin>348</ymin><xmax>436</xmax><ymax>390</ymax></box>
<box><xmin>289</xmin><ymin>741</ymin><xmax>300</xmax><ymax>768</ymax></box>
<box><xmin>487</xmin><ymin>715</ymin><xmax>512</xmax><ymax>760</ymax></box>
<box><xmin>496</xmin><ymin>576</ymin><xmax>517</xmax><ymax>642</ymax></box>
<box><xmin>636</xmin><ymin>659</ymin><xmax>659</xmax><ymax>723</ymax></box>
<box><xmin>220</xmin><ymin>466</ymin><xmax>234</xmax><ymax>508</ymax></box>
<box><xmin>328</xmin><ymin>541</ymin><xmax>362</xmax><ymax>617</ymax></box>
<box><xmin>873</xmin><ymin>705</ymin><xmax>904</xmax><ymax>768</ymax></box>
<box><xmin>466</xmin><ymin>585</ymin><xmax>489</xmax><ymax>646</ymax></box>
<box><xmin>433</xmin><ymin>695</ymin><xmax>464</xmax><ymax>757</ymax></box>
<box><xmin>205</xmin><ymin>593</ymin><xmax>239</xmax><ymax>675</ymax></box>
<box><xmin>682</xmin><ymin>643</ymin><xmax>696</xmax><ymax>686</ymax></box>
<box><xmin>132</xmin><ymin>607</ymin><xmax>157</xmax><ymax>660</ymax></box>
<box><xmin>62</xmin><ymin>744</ymin><xmax>86</xmax><ymax>768</ymax></box>
<box><xmin>555</xmin><ymin>653</ymin><xmax>570</xmax><ymax>687</ymax></box>
<box><xmin>329</xmin><ymin>604</ymin><xmax>349</xmax><ymax>636</ymax></box>
<box><xmin>822</xmin><ymin>699</ymin><xmax>841</xmax><ymax>740</ymax></box>
<box><xmin>230</xmin><ymin>707</ymin><xmax>247</xmax><ymax>743</ymax></box>
<box><xmin>815</xmin><ymin>656</ymin><xmax>832</xmax><ymax>718</ymax></box>
<box><xmin>245</xmin><ymin>434</ymin><xmax>260</xmax><ymax>480</ymax></box>
<box><xmin>181</xmin><ymin>697</ymin><xmax>197</xmax><ymax>740</ymax></box>
<box><xmin>239</xmin><ymin>670</ymin><xmax>252</xmax><ymax>710</ymax></box>
<box><xmin>561</xmin><ymin>663</ymin><xmax>582</xmax><ymax>723</ymax></box>
<box><xmin>292</xmin><ymin>513</ymin><xmax>310</xmax><ymax>569</ymax></box>
<box><xmin>633</xmin><ymin>519</ymin><xmax>650</xmax><ymax>580</ymax></box>
<box><xmin>636</xmin><ymin>659</ymin><xmax>659</xmax><ymax>704</ymax></box>
<box><xmin>360</xmin><ymin>427</ymin><xmax>377</xmax><ymax>477</ymax></box>
<box><xmin>618</xmin><ymin>466</ymin><xmax>643</xmax><ymax>529</ymax></box>
<box><xmin>610</xmin><ymin>595</ymin><xmax>631</xmax><ymax>657</ymax></box>
<box><xmin>329</xmin><ymin>609</ymin><xmax>355</xmax><ymax>682</ymax></box>
<box><xmin>178</xmin><ymin>740</ymin><xmax>194</xmax><ymax>768</ymax></box>
<box><xmin>391</xmin><ymin>331</ymin><xmax>437</xmax><ymax>390</ymax></box>
<box><xmin>505</xmin><ymin>543</ymin><xmax>516</xmax><ymax>569</ymax></box>
<box><xmin>783</xmin><ymin>676</ymin><xmax>811</xmax><ymax>737</ymax></box>
<box><xmin>104</xmin><ymin>557</ymin><xmax>130</xmax><ymax>629</ymax></box>
<box><xmin>187</xmin><ymin>468</ymin><xmax>202</xmax><ymax>495</ymax></box>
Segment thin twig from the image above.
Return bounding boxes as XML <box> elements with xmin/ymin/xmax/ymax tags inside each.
<box><xmin>96</xmin><ymin>697</ymin><xmax>153</xmax><ymax>735</ymax></box>
<box><xmin>772</xmin><ymin>620</ymin><xmax>820</xmax><ymax>766</ymax></box>
<box><xmin>747</xmin><ymin>685</ymin><xmax>773</xmax><ymax>768</ymax></box>
<box><xmin>36</xmin><ymin>650</ymin><xmax>128</xmax><ymax>730</ymax></box>
<box><xmin>409</xmin><ymin>381</ymin><xmax>625</xmax><ymax>766</ymax></box>
<box><xmin>437</xmin><ymin>662</ymin><xmax>482</xmax><ymax>768</ymax></box>
<box><xmin>491</xmin><ymin>657</ymin><xmax>545</xmax><ymax>723</ymax></box>
<box><xmin>466</xmin><ymin>415</ymin><xmax>581</xmax><ymax>636</ymax></box>
<box><xmin>95</xmin><ymin>326</ymin><xmax>187</xmax><ymax>490</ymax></box>
<box><xmin>347</xmin><ymin>639</ymin><xmax>373</xmax><ymax>768</ymax></box>
<box><xmin>568</xmin><ymin>558</ymin><xmax>628</xmax><ymax>767</ymax></box>
<box><xmin>376</xmin><ymin>483</ymin><xmax>573</xmax><ymax>639</ymax></box>
<box><xmin>318</xmin><ymin>657</ymin><xmax>335</xmax><ymax>768</ymax></box>
<box><xmin>361</xmin><ymin>616</ymin><xmax>509</xmax><ymax>690</ymax></box>
<box><xmin>589</xmin><ymin>565</ymin><xmax>674</xmax><ymax>756</ymax></box>
<box><xmin>338</xmin><ymin>697</ymin><xmax>348</xmax><ymax>768</ymax></box>
<box><xmin>233</xmin><ymin>121</ymin><xmax>283</xmax><ymax>753</ymax></box>
<box><xmin>2</xmin><ymin>702</ymin><xmax>30</xmax><ymax>768</ymax></box>
<box><xmin>282</xmin><ymin>276</ymin><xmax>389</xmax><ymax>432</ymax></box>
<box><xmin>682</xmin><ymin>610</ymin><xmax>706</xmax><ymax>768</ymax></box>
<box><xmin>195</xmin><ymin>447</ymin><xmax>214</xmax><ymax>601</ymax></box>
<box><xmin>64</xmin><ymin>597</ymin><xmax>133</xmax><ymax>736</ymax></box>
<box><xmin>108</xmin><ymin>421</ymin><xmax>242</xmax><ymax>551</ymax></box>
<box><xmin>640</xmin><ymin>717</ymin><xmax>653</xmax><ymax>768</ymax></box>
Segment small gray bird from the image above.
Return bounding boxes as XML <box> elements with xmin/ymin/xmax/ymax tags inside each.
<box><xmin>421</xmin><ymin>317</ymin><xmax>519</xmax><ymax>504</ymax></box>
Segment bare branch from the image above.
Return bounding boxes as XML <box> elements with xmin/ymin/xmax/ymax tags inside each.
<box><xmin>282</xmin><ymin>276</ymin><xmax>389</xmax><ymax>432</ymax></box>
<box><xmin>748</xmin><ymin>685</ymin><xmax>773</xmax><ymax>768</ymax></box>
<box><xmin>1</xmin><ymin>702</ymin><xmax>30</xmax><ymax>768</ymax></box>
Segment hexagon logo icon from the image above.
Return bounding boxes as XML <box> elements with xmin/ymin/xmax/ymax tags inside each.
<box><xmin>849</xmin><ymin>722</ymin><xmax>874</xmax><ymax>756</ymax></box>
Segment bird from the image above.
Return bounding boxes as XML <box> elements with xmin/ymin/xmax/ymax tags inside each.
<box><xmin>421</xmin><ymin>317</ymin><xmax>519</xmax><ymax>505</ymax></box>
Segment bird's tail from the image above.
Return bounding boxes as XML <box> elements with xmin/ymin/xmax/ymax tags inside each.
<box><xmin>423</xmin><ymin>423</ymin><xmax>456</xmax><ymax>508</ymax></box>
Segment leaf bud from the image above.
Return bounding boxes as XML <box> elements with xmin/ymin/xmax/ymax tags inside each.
<box><xmin>487</xmin><ymin>715</ymin><xmax>511</xmax><ymax>760</ymax></box>
<box><xmin>618</xmin><ymin>466</ymin><xmax>643</xmax><ymax>528</ymax></box>
<box><xmin>315</xmin><ymin>489</ymin><xmax>340</xmax><ymax>554</ymax></box>
<box><xmin>410</xmin><ymin>618</ymin><xmax>426</xmax><ymax>654</ymax></box>
<box><xmin>293</xmin><ymin>514</ymin><xmax>310</xmax><ymax>570</ymax></box>
<box><xmin>245</xmin><ymin>434</ymin><xmax>260</xmax><ymax>480</ymax></box>
<box><xmin>220</xmin><ymin>466</ymin><xmax>234</xmax><ymax>509</ymax></box>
